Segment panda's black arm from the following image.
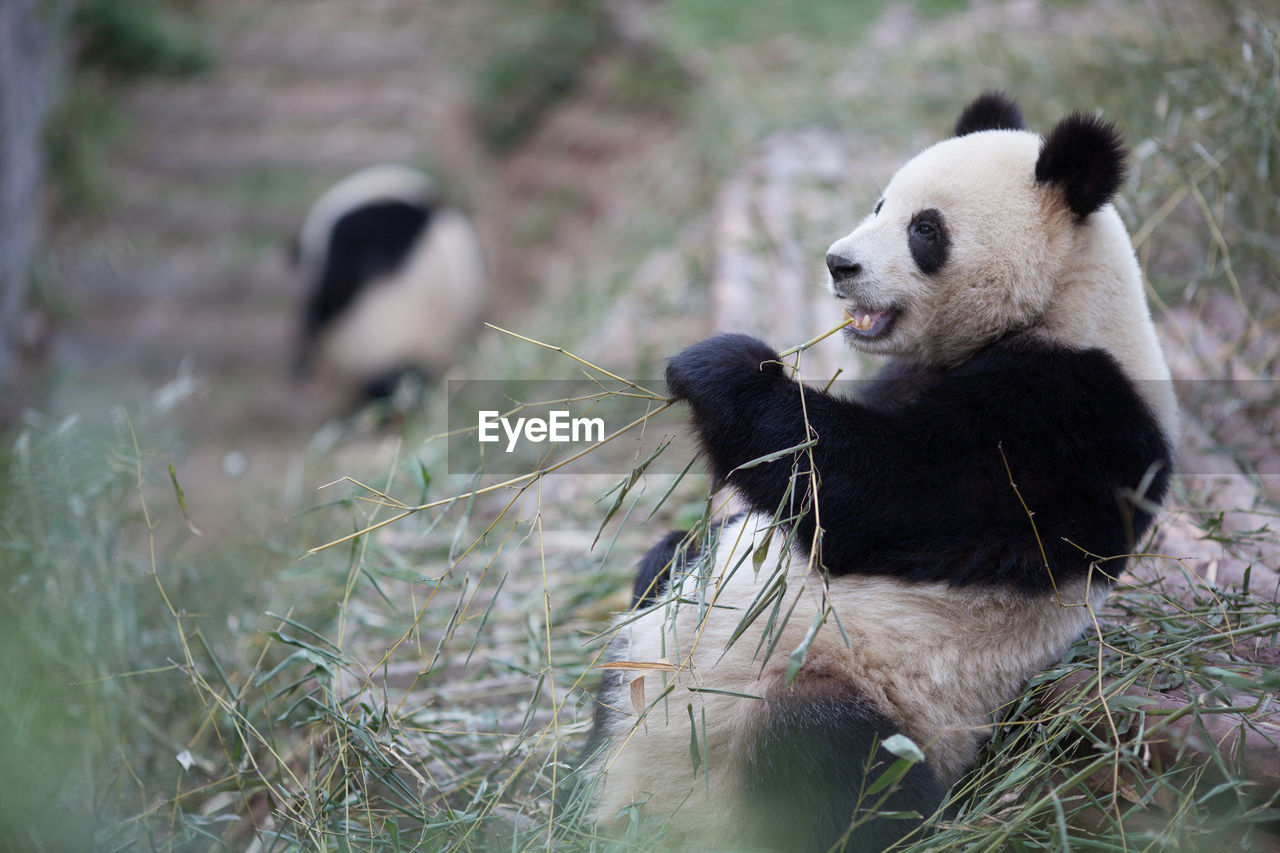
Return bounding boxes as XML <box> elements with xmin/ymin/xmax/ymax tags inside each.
<box><xmin>666</xmin><ymin>334</ymin><xmax>1171</xmax><ymax>589</ymax></box>
<box><xmin>665</xmin><ymin>334</ymin><xmax>816</xmax><ymax>492</ymax></box>
<box><xmin>665</xmin><ymin>334</ymin><xmax>903</xmax><ymax>554</ymax></box>
<box><xmin>667</xmin><ymin>335</ymin><xmax>957</xmax><ymax>577</ymax></box>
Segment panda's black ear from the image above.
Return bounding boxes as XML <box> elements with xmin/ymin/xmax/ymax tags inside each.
<box><xmin>954</xmin><ymin>92</ymin><xmax>1025</xmax><ymax>136</ymax></box>
<box><xmin>1035</xmin><ymin>113</ymin><xmax>1128</xmax><ymax>220</ymax></box>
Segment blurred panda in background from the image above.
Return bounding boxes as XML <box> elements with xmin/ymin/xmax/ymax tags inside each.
<box><xmin>292</xmin><ymin>164</ymin><xmax>487</xmax><ymax>415</ymax></box>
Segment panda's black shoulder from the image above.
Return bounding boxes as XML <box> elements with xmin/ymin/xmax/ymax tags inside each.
<box><xmin>956</xmin><ymin>337</ymin><xmax>1148</xmax><ymax>412</ymax></box>
<box><xmin>867</xmin><ymin>339</ymin><xmax>1145</xmax><ymax>421</ymax></box>
<box><xmin>949</xmin><ymin>335</ymin><xmax>1172</xmax><ymax>484</ymax></box>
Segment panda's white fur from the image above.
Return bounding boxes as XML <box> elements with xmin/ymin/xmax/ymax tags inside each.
<box><xmin>579</xmin><ymin>95</ymin><xmax>1176</xmax><ymax>852</ymax></box>
<box><xmin>294</xmin><ymin>164</ymin><xmax>486</xmax><ymax>398</ymax></box>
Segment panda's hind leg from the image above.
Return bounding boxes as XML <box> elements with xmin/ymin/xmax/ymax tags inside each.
<box><xmin>630</xmin><ymin>530</ymin><xmax>695</xmax><ymax>608</ymax></box>
<box><xmin>745</xmin><ymin>676</ymin><xmax>944</xmax><ymax>853</ymax></box>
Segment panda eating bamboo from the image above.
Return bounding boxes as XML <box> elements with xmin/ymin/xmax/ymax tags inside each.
<box><xmin>578</xmin><ymin>93</ymin><xmax>1177</xmax><ymax>852</ymax></box>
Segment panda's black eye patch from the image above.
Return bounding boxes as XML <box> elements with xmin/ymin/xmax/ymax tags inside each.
<box><xmin>908</xmin><ymin>208</ymin><xmax>950</xmax><ymax>275</ymax></box>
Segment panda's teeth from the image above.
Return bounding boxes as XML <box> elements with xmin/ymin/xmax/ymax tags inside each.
<box><xmin>844</xmin><ymin>306</ymin><xmax>890</xmax><ymax>336</ymax></box>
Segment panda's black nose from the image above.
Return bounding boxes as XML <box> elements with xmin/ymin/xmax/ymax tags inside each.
<box><xmin>826</xmin><ymin>253</ymin><xmax>862</xmax><ymax>285</ymax></box>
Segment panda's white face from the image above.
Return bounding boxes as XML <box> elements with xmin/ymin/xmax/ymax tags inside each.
<box><xmin>826</xmin><ymin>130</ymin><xmax>1076</xmax><ymax>366</ymax></box>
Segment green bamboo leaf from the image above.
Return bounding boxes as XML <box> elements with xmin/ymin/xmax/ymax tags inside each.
<box><xmin>751</xmin><ymin>526</ymin><xmax>774</xmax><ymax>572</ymax></box>
<box><xmin>167</xmin><ymin>461</ymin><xmax>201</xmax><ymax>535</ymax></box>
<box><xmin>687</xmin><ymin>702</ymin><xmax>702</xmax><ymax>774</ymax></box>
<box><xmin>786</xmin><ymin>608</ymin><xmax>826</xmax><ymax>684</ymax></box>
<box><xmin>593</xmin><ymin>437</ymin><xmax>672</xmax><ymax>548</ymax></box>
<box><xmin>864</xmin><ymin>757</ymin><xmax>913</xmax><ymax>797</ymax></box>
<box><xmin>730</xmin><ymin>437</ymin><xmax>817</xmax><ymax>474</ymax></box>
<box><xmin>880</xmin><ymin>734</ymin><xmax>925</xmax><ymax>763</ymax></box>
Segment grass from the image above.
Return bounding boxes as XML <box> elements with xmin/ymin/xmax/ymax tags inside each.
<box><xmin>72</xmin><ymin>0</ymin><xmax>212</xmax><ymax>79</ymax></box>
<box><xmin>471</xmin><ymin>0</ymin><xmax>612</xmax><ymax>152</ymax></box>
<box><xmin>936</xmin><ymin>579</ymin><xmax>1280</xmax><ymax>851</ymax></box>
<box><xmin>7</xmin><ymin>0</ymin><xmax>1279</xmax><ymax>850</ymax></box>
<box><xmin>654</xmin><ymin>0</ymin><xmax>892</xmax><ymax>47</ymax></box>
<box><xmin>43</xmin><ymin>74</ymin><xmax>129</xmax><ymax>215</ymax></box>
<box><xmin>5</xmin><ymin>337</ymin><xmax>1276</xmax><ymax>851</ymax></box>
<box><xmin>45</xmin><ymin>0</ymin><xmax>211</xmax><ymax>215</ymax></box>
<box><xmin>470</xmin><ymin>0</ymin><xmax>697</xmax><ymax>153</ymax></box>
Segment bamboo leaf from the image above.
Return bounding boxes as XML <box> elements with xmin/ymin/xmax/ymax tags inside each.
<box><xmin>629</xmin><ymin>674</ymin><xmax>646</xmax><ymax>716</ymax></box>
<box><xmin>687</xmin><ymin>703</ymin><xmax>702</xmax><ymax>774</ymax></box>
<box><xmin>167</xmin><ymin>462</ymin><xmax>202</xmax><ymax>536</ymax></box>
<box><xmin>729</xmin><ymin>437</ymin><xmax>817</xmax><ymax>475</ymax></box>
<box><xmin>786</xmin><ymin>607</ymin><xmax>826</xmax><ymax>684</ymax></box>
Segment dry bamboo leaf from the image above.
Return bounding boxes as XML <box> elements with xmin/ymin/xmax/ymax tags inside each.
<box><xmin>629</xmin><ymin>674</ymin><xmax>646</xmax><ymax>716</ymax></box>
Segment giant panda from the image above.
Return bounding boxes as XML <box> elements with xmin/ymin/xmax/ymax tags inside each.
<box><xmin>292</xmin><ymin>164</ymin><xmax>487</xmax><ymax>405</ymax></box>
<box><xmin>576</xmin><ymin>94</ymin><xmax>1178</xmax><ymax>852</ymax></box>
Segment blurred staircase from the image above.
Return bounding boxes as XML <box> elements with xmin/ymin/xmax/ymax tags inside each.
<box><xmin>51</xmin><ymin>0</ymin><xmax>485</xmax><ymax>438</ymax></box>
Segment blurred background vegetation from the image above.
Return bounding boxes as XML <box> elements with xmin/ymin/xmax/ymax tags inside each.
<box><xmin>1</xmin><ymin>0</ymin><xmax>1277</xmax><ymax>850</ymax></box>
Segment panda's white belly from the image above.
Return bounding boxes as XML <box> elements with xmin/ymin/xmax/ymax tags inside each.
<box><xmin>589</xmin><ymin>513</ymin><xmax>1104</xmax><ymax>839</ymax></box>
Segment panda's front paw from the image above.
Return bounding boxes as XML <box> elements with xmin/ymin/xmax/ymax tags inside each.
<box><xmin>666</xmin><ymin>333</ymin><xmax>785</xmax><ymax>405</ymax></box>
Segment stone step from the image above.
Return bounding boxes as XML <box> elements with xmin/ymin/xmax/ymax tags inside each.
<box><xmin>108</xmin><ymin>197</ymin><xmax>302</xmax><ymax>245</ymax></box>
<box><xmin>59</xmin><ymin>298</ymin><xmax>296</xmax><ymax>378</ymax></box>
<box><xmin>121</xmin><ymin>122</ymin><xmax>426</xmax><ymax>179</ymax></box>
<box><xmin>58</xmin><ymin>242</ymin><xmax>297</xmax><ymax>307</ymax></box>
<box><xmin>106</xmin><ymin>176</ymin><xmax>308</xmax><ymax>243</ymax></box>
<box><xmin>124</xmin><ymin>77</ymin><xmax>436</xmax><ymax>128</ymax></box>
<box><xmin>219</xmin><ymin>26</ymin><xmax>435</xmax><ymax>76</ymax></box>
<box><xmin>212</xmin><ymin>0</ymin><xmax>443</xmax><ymax>32</ymax></box>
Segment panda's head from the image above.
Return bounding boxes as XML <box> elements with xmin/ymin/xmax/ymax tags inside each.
<box><xmin>825</xmin><ymin>93</ymin><xmax>1131</xmax><ymax>367</ymax></box>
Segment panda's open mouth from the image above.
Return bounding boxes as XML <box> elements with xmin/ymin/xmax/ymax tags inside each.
<box><xmin>843</xmin><ymin>306</ymin><xmax>897</xmax><ymax>339</ymax></box>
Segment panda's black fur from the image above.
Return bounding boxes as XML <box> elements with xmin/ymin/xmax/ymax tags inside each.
<box><xmin>742</xmin><ymin>673</ymin><xmax>946</xmax><ymax>853</ymax></box>
<box><xmin>580</xmin><ymin>94</ymin><xmax>1175</xmax><ymax>852</ymax></box>
<box><xmin>630</xmin><ymin>528</ymin><xmax>699</xmax><ymax>609</ymax></box>
<box><xmin>1035</xmin><ymin>113</ymin><xmax>1129</xmax><ymax>221</ymax></box>
<box><xmin>953</xmin><ymin>91</ymin><xmax>1025</xmax><ymax>136</ymax></box>
<box><xmin>300</xmin><ymin>201</ymin><xmax>434</xmax><ymax>364</ymax></box>
<box><xmin>663</xmin><ymin>333</ymin><xmax>1168</xmax><ymax>592</ymax></box>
